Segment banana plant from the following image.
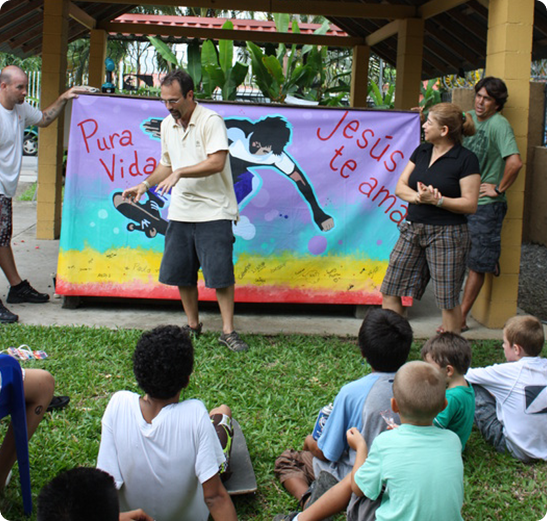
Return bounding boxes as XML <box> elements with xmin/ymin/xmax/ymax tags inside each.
<box><xmin>247</xmin><ymin>14</ymin><xmax>347</xmax><ymax>104</ymax></box>
<box><xmin>368</xmin><ymin>80</ymin><xmax>395</xmax><ymax>109</ymax></box>
<box><xmin>200</xmin><ymin>20</ymin><xmax>249</xmax><ymax>100</ymax></box>
<box><xmin>147</xmin><ymin>36</ymin><xmax>179</xmax><ymax>71</ymax></box>
<box><xmin>420</xmin><ymin>78</ymin><xmax>444</xmax><ymax>111</ymax></box>
<box><xmin>148</xmin><ymin>20</ymin><xmax>248</xmax><ymax>101</ymax></box>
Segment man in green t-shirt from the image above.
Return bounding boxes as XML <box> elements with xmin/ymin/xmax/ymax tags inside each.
<box><xmin>459</xmin><ymin>77</ymin><xmax>522</xmax><ymax>332</ymax></box>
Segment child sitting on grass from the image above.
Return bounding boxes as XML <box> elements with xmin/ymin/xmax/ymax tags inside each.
<box><xmin>421</xmin><ymin>332</ymin><xmax>475</xmax><ymax>449</ymax></box>
<box><xmin>466</xmin><ymin>315</ymin><xmax>547</xmax><ymax>462</ymax></box>
<box><xmin>37</xmin><ymin>467</ymin><xmax>153</xmax><ymax>521</ymax></box>
<box><xmin>347</xmin><ymin>361</ymin><xmax>464</xmax><ymax>521</ymax></box>
<box><xmin>274</xmin><ymin>309</ymin><xmax>412</xmax><ymax>511</ymax></box>
<box><xmin>275</xmin><ymin>349</ymin><xmax>470</xmax><ymax>521</ymax></box>
<box><xmin>96</xmin><ymin>325</ymin><xmax>237</xmax><ymax>521</ymax></box>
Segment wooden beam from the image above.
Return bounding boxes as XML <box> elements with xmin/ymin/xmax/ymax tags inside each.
<box><xmin>419</xmin><ymin>0</ymin><xmax>471</xmax><ymax>20</ymax></box>
<box><xmin>350</xmin><ymin>45</ymin><xmax>370</xmax><ymax>108</ymax></box>
<box><xmin>468</xmin><ymin>0</ymin><xmax>488</xmax><ymax>20</ymax></box>
<box><xmin>366</xmin><ymin>20</ymin><xmax>399</xmax><ymax>47</ymax></box>
<box><xmin>101</xmin><ymin>22</ymin><xmax>365</xmax><ymax>47</ymax></box>
<box><xmin>11</xmin><ymin>24</ymin><xmax>43</xmax><ymax>51</ymax></box>
<box><xmin>530</xmin><ymin>7</ymin><xmax>547</xmax><ymax>37</ymax></box>
<box><xmin>0</xmin><ymin>13</ymin><xmax>43</xmax><ymax>46</ymax></box>
<box><xmin>0</xmin><ymin>0</ymin><xmax>43</xmax><ymax>25</ymax></box>
<box><xmin>447</xmin><ymin>8</ymin><xmax>487</xmax><ymax>40</ymax></box>
<box><xmin>68</xmin><ymin>1</ymin><xmax>96</xmax><ymax>30</ymax></box>
<box><xmin>23</xmin><ymin>24</ymin><xmax>89</xmax><ymax>56</ymax></box>
<box><xmin>423</xmin><ymin>34</ymin><xmax>461</xmax><ymax>71</ymax></box>
<box><xmin>274</xmin><ymin>0</ymin><xmax>416</xmax><ymax>18</ymax></box>
<box><xmin>82</xmin><ymin>0</ymin><xmax>417</xmax><ymax>19</ymax></box>
<box><xmin>434</xmin><ymin>12</ymin><xmax>484</xmax><ymax>55</ymax></box>
<box><xmin>427</xmin><ymin>24</ymin><xmax>476</xmax><ymax>64</ymax></box>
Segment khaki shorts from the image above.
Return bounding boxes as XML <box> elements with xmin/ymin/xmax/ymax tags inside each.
<box><xmin>274</xmin><ymin>449</ymin><xmax>315</xmax><ymax>485</ymax></box>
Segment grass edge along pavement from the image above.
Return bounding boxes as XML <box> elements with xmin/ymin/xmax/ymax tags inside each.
<box><xmin>0</xmin><ymin>325</ymin><xmax>545</xmax><ymax>520</ymax></box>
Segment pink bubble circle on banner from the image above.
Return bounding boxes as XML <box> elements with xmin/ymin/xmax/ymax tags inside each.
<box><xmin>308</xmin><ymin>235</ymin><xmax>327</xmax><ymax>255</ymax></box>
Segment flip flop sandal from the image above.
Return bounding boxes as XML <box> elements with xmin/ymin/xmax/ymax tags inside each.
<box><xmin>298</xmin><ymin>481</ymin><xmax>315</xmax><ymax>510</ymax></box>
<box><xmin>3</xmin><ymin>345</ymin><xmax>48</xmax><ymax>360</ymax></box>
<box><xmin>47</xmin><ymin>395</ymin><xmax>70</xmax><ymax>412</ymax></box>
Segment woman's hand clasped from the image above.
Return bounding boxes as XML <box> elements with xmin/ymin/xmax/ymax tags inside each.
<box><xmin>416</xmin><ymin>182</ymin><xmax>442</xmax><ymax>205</ymax></box>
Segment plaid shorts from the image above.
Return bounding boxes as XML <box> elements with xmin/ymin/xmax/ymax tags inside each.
<box><xmin>0</xmin><ymin>195</ymin><xmax>13</xmax><ymax>247</ymax></box>
<box><xmin>381</xmin><ymin>221</ymin><xmax>470</xmax><ymax>309</ymax></box>
<box><xmin>467</xmin><ymin>202</ymin><xmax>507</xmax><ymax>273</ymax></box>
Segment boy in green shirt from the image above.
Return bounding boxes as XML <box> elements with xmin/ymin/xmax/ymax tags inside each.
<box><xmin>421</xmin><ymin>332</ymin><xmax>475</xmax><ymax>449</ymax></box>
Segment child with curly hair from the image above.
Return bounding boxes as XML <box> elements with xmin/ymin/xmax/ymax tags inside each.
<box><xmin>97</xmin><ymin>325</ymin><xmax>237</xmax><ymax>521</ymax></box>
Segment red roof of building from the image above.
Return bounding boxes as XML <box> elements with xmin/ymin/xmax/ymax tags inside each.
<box><xmin>111</xmin><ymin>14</ymin><xmax>348</xmax><ymax>38</ymax></box>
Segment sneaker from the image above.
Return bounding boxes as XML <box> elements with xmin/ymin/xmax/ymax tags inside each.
<box><xmin>213</xmin><ymin>415</ymin><xmax>234</xmax><ymax>480</ymax></box>
<box><xmin>0</xmin><ymin>301</ymin><xmax>18</xmax><ymax>323</ymax></box>
<box><xmin>182</xmin><ymin>322</ymin><xmax>203</xmax><ymax>338</ymax></box>
<box><xmin>219</xmin><ymin>331</ymin><xmax>248</xmax><ymax>352</ymax></box>
<box><xmin>7</xmin><ymin>280</ymin><xmax>49</xmax><ymax>304</ymax></box>
<box><xmin>273</xmin><ymin>514</ymin><xmax>300</xmax><ymax>521</ymax></box>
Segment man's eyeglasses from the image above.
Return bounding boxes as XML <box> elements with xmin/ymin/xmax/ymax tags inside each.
<box><xmin>162</xmin><ymin>97</ymin><xmax>182</xmax><ymax>106</ymax></box>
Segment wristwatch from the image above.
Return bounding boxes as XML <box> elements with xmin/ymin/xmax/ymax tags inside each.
<box><xmin>494</xmin><ymin>185</ymin><xmax>504</xmax><ymax>196</ymax></box>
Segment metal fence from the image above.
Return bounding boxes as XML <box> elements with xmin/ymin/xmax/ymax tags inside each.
<box><xmin>25</xmin><ymin>70</ymin><xmax>41</xmax><ymax>107</ymax></box>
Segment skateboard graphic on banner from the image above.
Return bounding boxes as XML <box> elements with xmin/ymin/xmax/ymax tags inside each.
<box><xmin>112</xmin><ymin>191</ymin><xmax>168</xmax><ymax>238</ymax></box>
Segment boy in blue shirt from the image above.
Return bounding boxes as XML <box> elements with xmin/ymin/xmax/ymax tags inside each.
<box><xmin>274</xmin><ymin>309</ymin><xmax>412</xmax><ymax>510</ymax></box>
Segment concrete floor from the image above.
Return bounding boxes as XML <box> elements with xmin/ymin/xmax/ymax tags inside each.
<box><xmin>9</xmin><ymin>157</ymin><xmax>506</xmax><ymax>340</ymax></box>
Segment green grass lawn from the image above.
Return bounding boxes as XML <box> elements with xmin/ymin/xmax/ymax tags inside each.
<box><xmin>0</xmin><ymin>326</ymin><xmax>545</xmax><ymax>520</ymax></box>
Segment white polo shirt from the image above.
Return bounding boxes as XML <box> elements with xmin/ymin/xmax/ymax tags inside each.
<box><xmin>0</xmin><ymin>102</ymin><xmax>42</xmax><ymax>197</ymax></box>
<box><xmin>160</xmin><ymin>103</ymin><xmax>238</xmax><ymax>223</ymax></box>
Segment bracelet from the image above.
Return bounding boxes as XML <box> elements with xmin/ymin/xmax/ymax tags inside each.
<box><xmin>436</xmin><ymin>197</ymin><xmax>444</xmax><ymax>207</ymax></box>
<box><xmin>141</xmin><ymin>180</ymin><xmax>150</xmax><ymax>191</ymax></box>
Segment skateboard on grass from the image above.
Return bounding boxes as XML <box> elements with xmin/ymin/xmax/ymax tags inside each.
<box><xmin>224</xmin><ymin>419</ymin><xmax>257</xmax><ymax>495</ymax></box>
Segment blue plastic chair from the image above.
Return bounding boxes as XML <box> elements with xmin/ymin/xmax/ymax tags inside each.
<box><xmin>0</xmin><ymin>354</ymin><xmax>32</xmax><ymax>515</ymax></box>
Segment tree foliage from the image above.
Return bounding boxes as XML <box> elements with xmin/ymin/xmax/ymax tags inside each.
<box><xmin>246</xmin><ymin>13</ymin><xmax>350</xmax><ymax>104</ymax></box>
<box><xmin>147</xmin><ymin>20</ymin><xmax>249</xmax><ymax>101</ymax></box>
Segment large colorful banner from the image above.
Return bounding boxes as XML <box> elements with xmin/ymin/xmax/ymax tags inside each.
<box><xmin>57</xmin><ymin>95</ymin><xmax>420</xmax><ymax>304</ymax></box>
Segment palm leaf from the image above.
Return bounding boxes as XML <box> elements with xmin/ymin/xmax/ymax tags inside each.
<box><xmin>219</xmin><ymin>20</ymin><xmax>234</xmax><ymax>75</ymax></box>
<box><xmin>147</xmin><ymin>36</ymin><xmax>179</xmax><ymax>69</ymax></box>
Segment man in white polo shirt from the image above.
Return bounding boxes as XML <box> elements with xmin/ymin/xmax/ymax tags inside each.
<box><xmin>123</xmin><ymin>70</ymin><xmax>248</xmax><ymax>352</ymax></box>
<box><xmin>0</xmin><ymin>65</ymin><xmax>85</xmax><ymax>323</ymax></box>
